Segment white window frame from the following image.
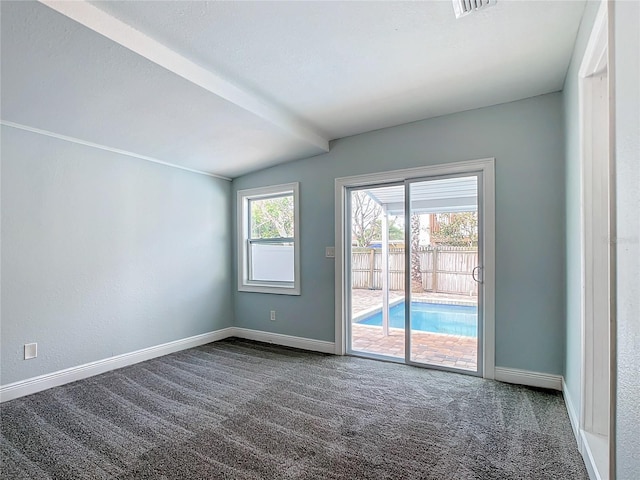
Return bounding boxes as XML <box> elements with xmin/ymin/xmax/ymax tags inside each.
<box><xmin>237</xmin><ymin>182</ymin><xmax>300</xmax><ymax>295</ymax></box>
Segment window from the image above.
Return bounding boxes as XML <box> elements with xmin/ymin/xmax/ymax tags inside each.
<box><xmin>237</xmin><ymin>183</ymin><xmax>300</xmax><ymax>295</ymax></box>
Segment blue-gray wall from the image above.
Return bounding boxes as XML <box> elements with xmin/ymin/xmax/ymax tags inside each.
<box><xmin>0</xmin><ymin>126</ymin><xmax>233</xmax><ymax>385</ymax></box>
<box><xmin>613</xmin><ymin>0</ymin><xmax>640</xmax><ymax>475</ymax></box>
<box><xmin>233</xmin><ymin>92</ymin><xmax>566</xmax><ymax>375</ymax></box>
<box><xmin>561</xmin><ymin>0</ymin><xmax>600</xmax><ymax>423</ymax></box>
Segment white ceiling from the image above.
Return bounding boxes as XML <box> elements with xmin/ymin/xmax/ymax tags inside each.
<box><xmin>1</xmin><ymin>1</ymin><xmax>586</xmax><ymax>178</ymax></box>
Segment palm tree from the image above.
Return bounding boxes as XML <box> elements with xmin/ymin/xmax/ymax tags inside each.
<box><xmin>410</xmin><ymin>214</ymin><xmax>422</xmax><ymax>292</ymax></box>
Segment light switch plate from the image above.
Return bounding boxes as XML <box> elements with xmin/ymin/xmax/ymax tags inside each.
<box><xmin>325</xmin><ymin>247</ymin><xmax>335</xmax><ymax>258</ymax></box>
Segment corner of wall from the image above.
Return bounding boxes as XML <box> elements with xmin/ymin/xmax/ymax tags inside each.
<box><xmin>561</xmin><ymin>0</ymin><xmax>601</xmax><ymax>418</ymax></box>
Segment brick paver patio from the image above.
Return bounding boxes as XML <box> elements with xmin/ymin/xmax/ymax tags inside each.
<box><xmin>350</xmin><ymin>289</ymin><xmax>478</xmax><ymax>372</ymax></box>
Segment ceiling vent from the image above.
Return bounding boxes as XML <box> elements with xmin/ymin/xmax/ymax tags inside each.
<box><xmin>452</xmin><ymin>0</ymin><xmax>496</xmax><ymax>19</ymax></box>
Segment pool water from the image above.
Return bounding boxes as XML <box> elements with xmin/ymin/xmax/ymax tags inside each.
<box><xmin>357</xmin><ymin>302</ymin><xmax>477</xmax><ymax>337</ymax></box>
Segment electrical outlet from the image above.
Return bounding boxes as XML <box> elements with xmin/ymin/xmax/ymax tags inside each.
<box><xmin>24</xmin><ymin>343</ymin><xmax>37</xmax><ymax>360</ymax></box>
<box><xmin>270</xmin><ymin>310</ymin><xmax>276</xmax><ymax>321</ymax></box>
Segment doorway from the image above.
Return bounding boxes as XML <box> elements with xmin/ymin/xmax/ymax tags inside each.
<box><xmin>335</xmin><ymin>160</ymin><xmax>495</xmax><ymax>379</ymax></box>
<box><xmin>578</xmin><ymin>2</ymin><xmax>614</xmax><ymax>478</ymax></box>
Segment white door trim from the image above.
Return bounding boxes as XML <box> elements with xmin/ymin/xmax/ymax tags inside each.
<box><xmin>334</xmin><ymin>158</ymin><xmax>495</xmax><ymax>379</ymax></box>
<box><xmin>578</xmin><ymin>1</ymin><xmax>614</xmax><ymax>478</ymax></box>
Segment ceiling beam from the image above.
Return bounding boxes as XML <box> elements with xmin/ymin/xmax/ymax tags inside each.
<box><xmin>38</xmin><ymin>0</ymin><xmax>330</xmax><ymax>153</ymax></box>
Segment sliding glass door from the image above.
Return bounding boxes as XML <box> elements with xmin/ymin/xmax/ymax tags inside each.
<box><xmin>348</xmin><ymin>183</ymin><xmax>405</xmax><ymax>360</ymax></box>
<box><xmin>347</xmin><ymin>173</ymin><xmax>483</xmax><ymax>375</ymax></box>
<box><xmin>406</xmin><ymin>175</ymin><xmax>481</xmax><ymax>374</ymax></box>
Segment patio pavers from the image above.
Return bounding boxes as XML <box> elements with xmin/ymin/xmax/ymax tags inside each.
<box><xmin>350</xmin><ymin>289</ymin><xmax>478</xmax><ymax>371</ymax></box>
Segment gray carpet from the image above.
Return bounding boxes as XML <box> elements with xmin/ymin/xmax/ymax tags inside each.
<box><xmin>1</xmin><ymin>338</ymin><xmax>588</xmax><ymax>479</ymax></box>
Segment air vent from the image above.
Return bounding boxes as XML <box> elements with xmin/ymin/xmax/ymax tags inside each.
<box><xmin>452</xmin><ymin>0</ymin><xmax>496</xmax><ymax>19</ymax></box>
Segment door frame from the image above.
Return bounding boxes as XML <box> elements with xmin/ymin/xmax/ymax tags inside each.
<box><xmin>334</xmin><ymin>158</ymin><xmax>496</xmax><ymax>380</ymax></box>
<box><xmin>577</xmin><ymin>1</ymin><xmax>615</xmax><ymax>478</ymax></box>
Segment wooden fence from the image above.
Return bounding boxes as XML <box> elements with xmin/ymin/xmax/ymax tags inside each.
<box><xmin>351</xmin><ymin>246</ymin><xmax>478</xmax><ymax>295</ymax></box>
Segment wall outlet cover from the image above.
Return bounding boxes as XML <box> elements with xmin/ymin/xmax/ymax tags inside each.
<box><xmin>24</xmin><ymin>343</ymin><xmax>37</xmax><ymax>360</ymax></box>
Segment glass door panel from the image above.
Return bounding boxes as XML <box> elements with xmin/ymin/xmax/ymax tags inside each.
<box><xmin>348</xmin><ymin>184</ymin><xmax>405</xmax><ymax>360</ymax></box>
<box><xmin>406</xmin><ymin>175</ymin><xmax>481</xmax><ymax>373</ymax></box>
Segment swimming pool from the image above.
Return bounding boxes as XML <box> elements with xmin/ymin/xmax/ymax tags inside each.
<box><xmin>357</xmin><ymin>302</ymin><xmax>477</xmax><ymax>337</ymax></box>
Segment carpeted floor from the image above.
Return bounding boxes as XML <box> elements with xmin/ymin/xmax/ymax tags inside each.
<box><xmin>1</xmin><ymin>338</ymin><xmax>588</xmax><ymax>479</ymax></box>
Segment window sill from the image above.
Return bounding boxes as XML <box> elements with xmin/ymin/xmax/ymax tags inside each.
<box><xmin>238</xmin><ymin>284</ymin><xmax>300</xmax><ymax>296</ymax></box>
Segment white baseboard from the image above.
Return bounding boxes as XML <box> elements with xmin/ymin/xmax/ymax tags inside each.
<box><xmin>565</xmin><ymin>380</ymin><xmax>608</xmax><ymax>480</ymax></box>
<box><xmin>0</xmin><ymin>328</ymin><xmax>234</xmax><ymax>403</ymax></box>
<box><xmin>231</xmin><ymin>327</ymin><xmax>336</xmax><ymax>354</ymax></box>
<box><xmin>562</xmin><ymin>378</ymin><xmax>582</xmax><ymax>447</ymax></box>
<box><xmin>563</xmin><ymin>379</ymin><xmax>606</xmax><ymax>480</ymax></box>
<box><xmin>494</xmin><ymin>366</ymin><xmax>562</xmax><ymax>391</ymax></box>
<box><xmin>0</xmin><ymin>327</ymin><xmax>336</xmax><ymax>403</ymax></box>
<box><xmin>581</xmin><ymin>430</ymin><xmax>608</xmax><ymax>480</ymax></box>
